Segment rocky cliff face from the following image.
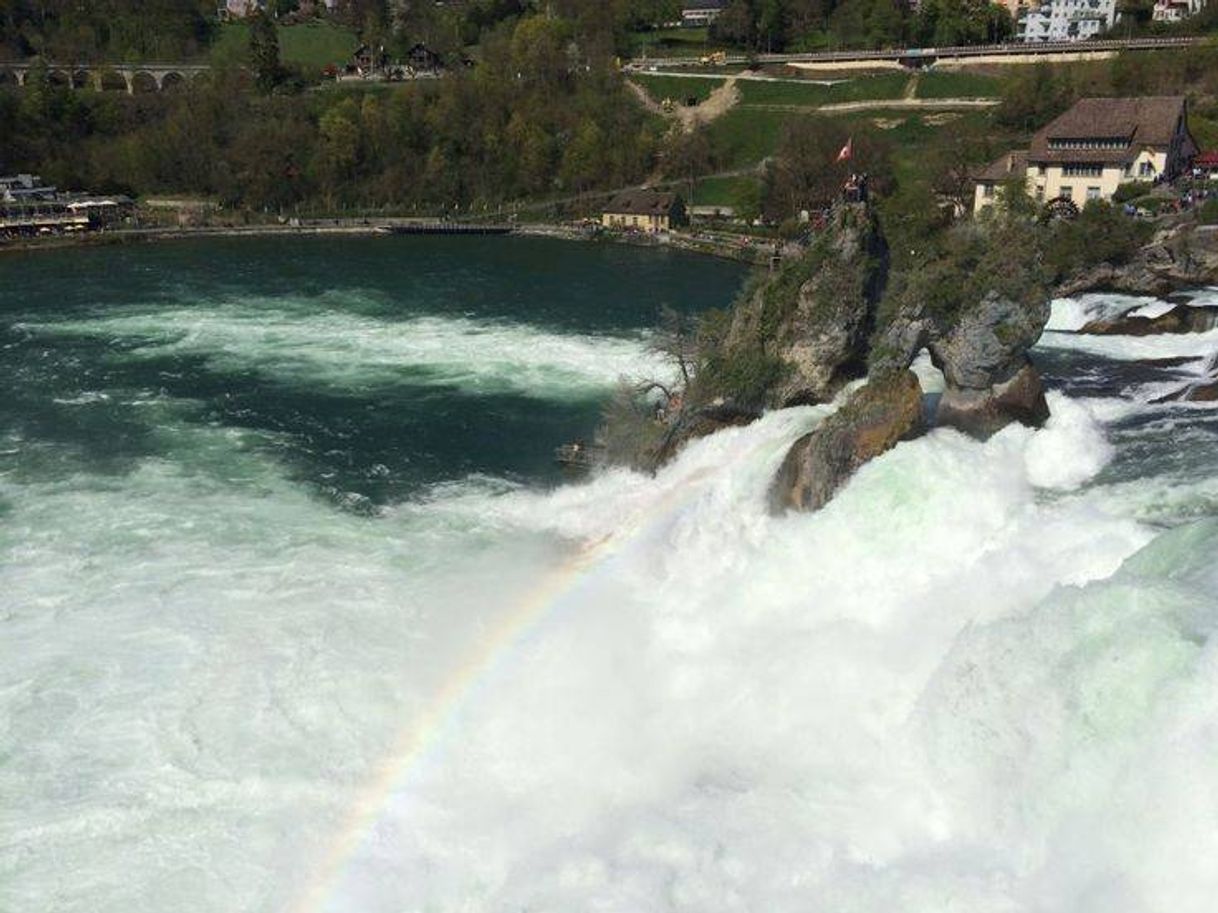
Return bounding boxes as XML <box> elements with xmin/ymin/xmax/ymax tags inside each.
<box><xmin>638</xmin><ymin>206</ymin><xmax>1058</xmax><ymax>512</ymax></box>
<box><xmin>717</xmin><ymin>203</ymin><xmax>887</xmax><ymax>409</ymax></box>
<box><xmin>1057</xmin><ymin>222</ymin><xmax>1218</xmax><ymax>298</ymax></box>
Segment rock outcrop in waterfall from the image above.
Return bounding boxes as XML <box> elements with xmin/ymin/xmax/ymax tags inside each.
<box><xmin>1055</xmin><ymin>219</ymin><xmax>1218</xmax><ymax>299</ymax></box>
<box><xmin>616</xmin><ymin>203</ymin><xmax>1058</xmax><ymax>510</ymax></box>
<box><xmin>769</xmin><ymin>370</ymin><xmax>923</xmax><ymax>512</ymax></box>
<box><xmin>719</xmin><ymin>204</ymin><xmax>889</xmax><ymax>409</ymax></box>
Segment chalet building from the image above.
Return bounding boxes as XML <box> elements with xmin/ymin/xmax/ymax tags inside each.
<box><xmin>406</xmin><ymin>43</ymin><xmax>444</xmax><ymax>74</ymax></box>
<box><xmin>348</xmin><ymin>44</ymin><xmax>388</xmax><ymax>76</ymax></box>
<box><xmin>974</xmin><ymin>96</ymin><xmax>1198</xmax><ymax>214</ymax></box>
<box><xmin>682</xmin><ymin>0</ymin><xmax>730</xmax><ymax>27</ymax></box>
<box><xmin>602</xmin><ymin>190</ymin><xmax>687</xmax><ymax>233</ymax></box>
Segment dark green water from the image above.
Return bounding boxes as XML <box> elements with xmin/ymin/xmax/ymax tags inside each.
<box><xmin>0</xmin><ymin>235</ymin><xmax>748</xmax><ymax>507</ymax></box>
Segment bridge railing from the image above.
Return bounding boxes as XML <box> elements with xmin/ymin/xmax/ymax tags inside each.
<box><xmin>629</xmin><ymin>34</ymin><xmax>1207</xmax><ymax>68</ymax></box>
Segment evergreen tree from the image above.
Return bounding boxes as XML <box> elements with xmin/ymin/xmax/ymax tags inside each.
<box><xmin>248</xmin><ymin>10</ymin><xmax>282</xmax><ymax>92</ymax></box>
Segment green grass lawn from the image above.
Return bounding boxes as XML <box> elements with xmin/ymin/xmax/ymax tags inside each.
<box><xmin>693</xmin><ymin>174</ymin><xmax>761</xmax><ymax>208</ymax></box>
<box><xmin>1191</xmin><ymin>113</ymin><xmax>1218</xmax><ymax>149</ymax></box>
<box><xmin>836</xmin><ymin>109</ymin><xmax>998</xmax><ymax>184</ymax></box>
<box><xmin>915</xmin><ymin>70</ymin><xmax>1003</xmax><ymax>99</ymax></box>
<box><xmin>212</xmin><ymin>20</ymin><xmax>359</xmax><ymax>73</ymax></box>
<box><xmin>735</xmin><ymin>73</ymin><xmax>910</xmax><ymax>107</ymax></box>
<box><xmin>633</xmin><ymin>73</ymin><xmax>725</xmax><ymax>104</ymax></box>
<box><xmin>705</xmin><ymin>107</ymin><xmax>802</xmax><ymax>169</ymax></box>
<box><xmin>704</xmin><ymin>105</ymin><xmax>999</xmax><ymax>174</ymax></box>
<box><xmin>734</xmin><ymin>79</ymin><xmax>835</xmax><ymax>106</ymax></box>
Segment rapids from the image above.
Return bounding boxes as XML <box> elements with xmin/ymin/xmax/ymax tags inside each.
<box><xmin>2</xmin><ymin>244</ymin><xmax>1218</xmax><ymax>913</ymax></box>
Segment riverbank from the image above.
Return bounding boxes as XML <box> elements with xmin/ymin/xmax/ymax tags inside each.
<box><xmin>0</xmin><ymin>218</ymin><xmax>774</xmax><ymax>265</ymax></box>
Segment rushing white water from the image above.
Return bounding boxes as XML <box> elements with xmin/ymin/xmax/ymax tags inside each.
<box><xmin>3</xmin><ymin>293</ymin><xmax>1218</xmax><ymax>913</ymax></box>
<box><xmin>19</xmin><ymin>295</ymin><xmax>667</xmax><ymax>399</ymax></box>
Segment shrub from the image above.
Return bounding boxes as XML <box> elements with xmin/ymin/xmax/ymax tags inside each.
<box><xmin>1044</xmin><ymin>200</ymin><xmax>1152</xmax><ymax>282</ymax></box>
<box><xmin>599</xmin><ymin>383</ymin><xmax>666</xmax><ymax>471</ymax></box>
<box><xmin>1200</xmin><ymin>198</ymin><xmax>1218</xmax><ymax>226</ymax></box>
<box><xmin>1112</xmin><ymin>181</ymin><xmax>1154</xmax><ymax>204</ymax></box>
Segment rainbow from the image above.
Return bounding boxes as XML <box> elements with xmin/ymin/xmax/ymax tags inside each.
<box><xmin>285</xmin><ymin>467</ymin><xmax>716</xmax><ymax>913</ymax></box>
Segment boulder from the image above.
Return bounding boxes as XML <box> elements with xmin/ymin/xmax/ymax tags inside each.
<box><xmin>927</xmin><ymin>290</ymin><xmax>1051</xmax><ymax>390</ymax></box>
<box><xmin>1186</xmin><ymin>380</ymin><xmax>1218</xmax><ymax>402</ymax></box>
<box><xmin>1152</xmin><ymin>354</ymin><xmax>1218</xmax><ymax>404</ymax></box>
<box><xmin>1079</xmin><ymin>303</ymin><xmax>1218</xmax><ymax>336</ymax></box>
<box><xmin>770</xmin><ymin>370</ymin><xmax>922</xmax><ymax>513</ymax></box>
<box><xmin>935</xmin><ymin>361</ymin><xmax>1050</xmax><ymax>438</ymax></box>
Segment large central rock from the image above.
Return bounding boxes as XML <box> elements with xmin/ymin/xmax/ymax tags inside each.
<box><xmin>927</xmin><ymin>289</ymin><xmax>1051</xmax><ymax>437</ymax></box>
<box><xmin>873</xmin><ymin>220</ymin><xmax>1053</xmax><ymax>440</ymax></box>
<box><xmin>645</xmin><ymin>207</ymin><xmax>1057</xmax><ymax>511</ymax></box>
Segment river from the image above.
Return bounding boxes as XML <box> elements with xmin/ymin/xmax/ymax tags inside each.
<box><xmin>2</xmin><ymin>239</ymin><xmax>1217</xmax><ymax>912</ymax></box>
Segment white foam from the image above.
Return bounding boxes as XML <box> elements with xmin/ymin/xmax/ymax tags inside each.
<box><xmin>1038</xmin><ymin>327</ymin><xmax>1218</xmax><ymax>363</ymax></box>
<box><xmin>8</xmin><ymin>388</ymin><xmax>1205</xmax><ymax>913</ymax></box>
<box><xmin>1024</xmin><ymin>392</ymin><xmax>1114</xmax><ymax>489</ymax></box>
<box><xmin>7</xmin><ymin>290</ymin><xmax>1218</xmax><ymax>913</ymax></box>
<box><xmin>1045</xmin><ymin>293</ymin><xmax>1158</xmax><ymax>332</ymax></box>
<box><xmin>21</xmin><ymin>300</ymin><xmax>668</xmax><ymax>399</ymax></box>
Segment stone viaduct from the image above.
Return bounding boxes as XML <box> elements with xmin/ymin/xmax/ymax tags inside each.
<box><xmin>0</xmin><ymin>62</ymin><xmax>211</xmax><ymax>94</ymax></box>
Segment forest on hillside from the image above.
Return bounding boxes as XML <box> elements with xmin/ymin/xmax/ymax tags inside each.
<box><xmin>1</xmin><ymin>1</ymin><xmax>1217</xmax><ymax>225</ymax></box>
<box><xmin>0</xmin><ymin>0</ymin><xmax>1020</xmax><ymax>64</ymax></box>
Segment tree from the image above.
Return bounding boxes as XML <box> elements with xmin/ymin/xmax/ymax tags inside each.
<box><xmin>560</xmin><ymin>118</ymin><xmax>605</xmax><ymax>192</ymax></box>
<box><xmin>248</xmin><ymin>10</ymin><xmax>283</xmax><ymax>92</ymax></box>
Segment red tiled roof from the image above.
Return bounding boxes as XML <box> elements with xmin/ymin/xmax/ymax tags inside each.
<box><xmin>1196</xmin><ymin>151</ymin><xmax>1218</xmax><ymax>167</ymax></box>
<box><xmin>1028</xmin><ymin>96</ymin><xmax>1188</xmax><ymax>165</ymax></box>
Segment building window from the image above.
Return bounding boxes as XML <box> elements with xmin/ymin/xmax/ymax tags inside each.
<box><xmin>1060</xmin><ymin>186</ymin><xmax>1073</xmax><ymax>200</ymax></box>
<box><xmin>1086</xmin><ymin>186</ymin><xmax>1101</xmax><ymax>200</ymax></box>
<box><xmin>1139</xmin><ymin>161</ymin><xmax>1154</xmax><ymax>177</ymax></box>
<box><xmin>1035</xmin><ymin>186</ymin><xmax>1045</xmax><ymax>200</ymax></box>
<box><xmin>983</xmin><ymin>184</ymin><xmax>995</xmax><ymax>198</ymax></box>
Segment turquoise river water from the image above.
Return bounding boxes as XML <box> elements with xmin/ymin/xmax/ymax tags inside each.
<box><xmin>2</xmin><ymin>238</ymin><xmax>1218</xmax><ymax>913</ymax></box>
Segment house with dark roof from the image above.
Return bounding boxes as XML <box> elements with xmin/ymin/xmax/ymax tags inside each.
<box><xmin>973</xmin><ymin>96</ymin><xmax>1198</xmax><ymax>214</ymax></box>
<box><xmin>602</xmin><ymin>189</ymin><xmax>686</xmax><ymax>233</ymax></box>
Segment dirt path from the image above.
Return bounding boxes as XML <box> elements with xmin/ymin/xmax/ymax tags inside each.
<box><xmin>627</xmin><ymin>76</ymin><xmax>741</xmax><ymax>133</ymax></box>
<box><xmin>742</xmin><ymin>97</ymin><xmax>1000</xmax><ymax>114</ymax></box>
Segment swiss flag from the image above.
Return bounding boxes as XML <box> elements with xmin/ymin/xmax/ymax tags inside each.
<box><xmin>836</xmin><ymin>137</ymin><xmax>853</xmax><ymax>163</ymax></box>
